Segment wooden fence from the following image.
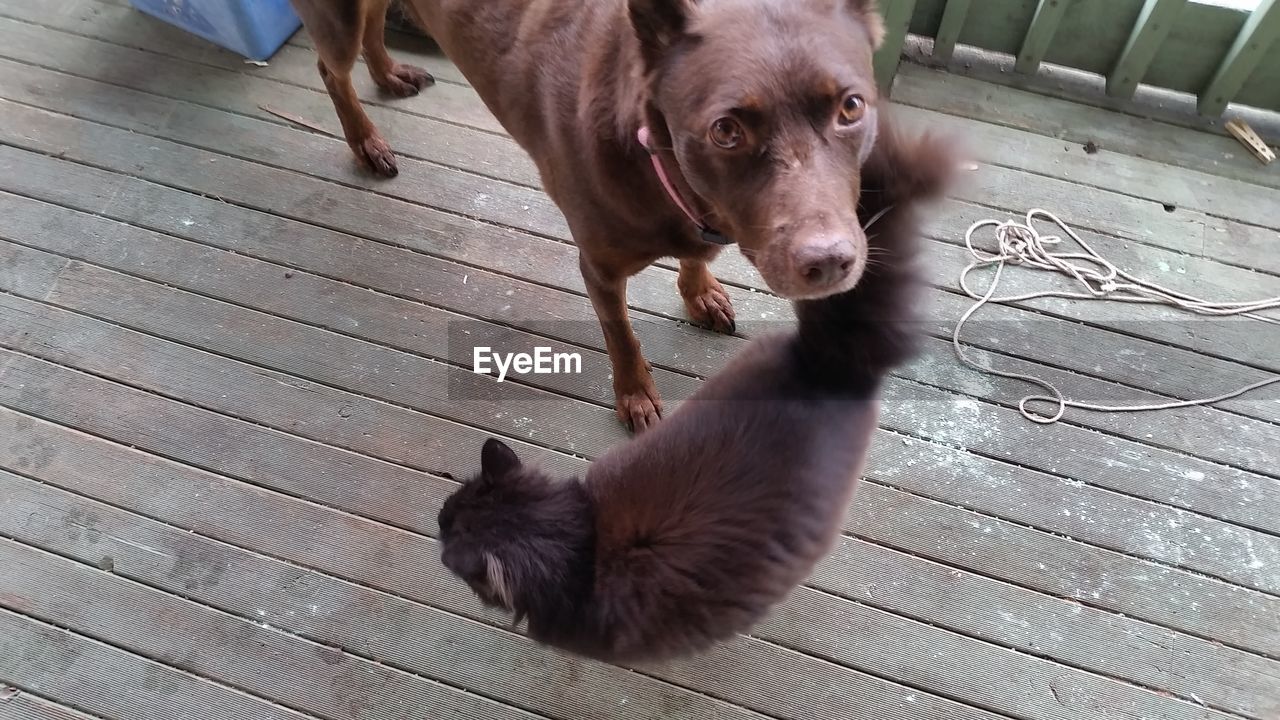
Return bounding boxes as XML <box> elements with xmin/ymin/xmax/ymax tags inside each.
<box><xmin>873</xmin><ymin>0</ymin><xmax>1280</xmax><ymax>115</ymax></box>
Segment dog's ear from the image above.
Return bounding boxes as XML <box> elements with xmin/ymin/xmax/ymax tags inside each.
<box><xmin>845</xmin><ymin>0</ymin><xmax>886</xmax><ymax>48</ymax></box>
<box><xmin>480</xmin><ymin>438</ymin><xmax>521</xmax><ymax>481</ymax></box>
<box><xmin>629</xmin><ymin>0</ymin><xmax>696</xmax><ymax>59</ymax></box>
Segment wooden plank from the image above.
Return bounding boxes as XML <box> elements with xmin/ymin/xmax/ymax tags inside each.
<box><xmin>0</xmin><ymin>139</ymin><xmax>1249</xmax><ymax>453</ymax></box>
<box><xmin>16</xmin><ymin>0</ymin><xmax>1280</xmax><ymax>189</ymax></box>
<box><xmin>0</xmin><ymin>690</ymin><xmax>106</xmax><ymax>720</ymax></box>
<box><xmin>16</xmin><ymin>0</ymin><xmax>1276</xmax><ymax>242</ymax></box>
<box><xmin>5</xmin><ymin>262</ymin><xmax>1278</xmax><ymax>609</ymax></box>
<box><xmin>5</xmin><ymin>410</ymin><xmax>1277</xmax><ymax>719</ymax></box>
<box><xmin>0</xmin><ymin>449</ymin><xmax>1018</xmax><ymax>720</ymax></box>
<box><xmin>3</xmin><ymin>106</ymin><xmax>1278</xmax><ymax>463</ymax></box>
<box><xmin>893</xmin><ymin>107</ymin><xmax>1280</xmax><ymax>245</ymax></box>
<box><xmin>1015</xmin><ymin>0</ymin><xmax>1071</xmax><ymax>74</ymax></box>
<box><xmin>4</xmin><ymin>115</ymin><xmax>1279</xmax><ymax>530</ymax></box>
<box><xmin>863</xmin><ymin>421</ymin><xmax>1280</xmax><ymax>592</ymax></box>
<box><xmin>2</xmin><ymin>22</ymin><xmax>1269</xmax><ymax>504</ymax></box>
<box><xmin>10</xmin><ymin>101</ymin><xmax>1280</xmax><ymax>486</ymax></box>
<box><xmin>5</xmin><ymin>141</ymin><xmax>1279</xmax><ymax>477</ymax></box>
<box><xmin>891</xmin><ymin>63</ymin><xmax>1280</xmax><ymax>193</ymax></box>
<box><xmin>919</xmin><ymin>287</ymin><xmax>1280</xmax><ymax>430</ymax></box>
<box><xmin>841</xmin><ymin>481</ymin><xmax>1280</xmax><ymax>654</ymax></box>
<box><xmin>4</xmin><ymin>26</ymin><xmax>1277</xmax><ymax>326</ymax></box>
<box><xmin>932</xmin><ymin>0</ymin><xmax>973</xmax><ymax>62</ymax></box>
<box><xmin>78</xmin><ymin>0</ymin><xmax>472</xmax><ymax>87</ymax></box>
<box><xmin>2</xmin><ymin>342</ymin><xmax>1277</xmax><ymax>659</ymax></box>
<box><xmin>2</xmin><ymin>423</ymin><xmax>1268</xmax><ymax>720</ymax></box>
<box><xmin>5</xmin><ymin>49</ymin><xmax>1279</xmax><ymax>414</ymax></box>
<box><xmin>0</xmin><ymin>10</ymin><xmax>531</xmax><ymax>186</ymax></box>
<box><xmin>6</xmin><ymin>267</ymin><xmax>1278</xmax><ymax>595</ymax></box>
<box><xmin>0</xmin><ymin>258</ymin><xmax>596</xmax><ymax>480</ymax></box>
<box><xmin>4</xmin><ymin>224</ymin><xmax>1277</xmax><ymax>593</ymax></box>
<box><xmin>5</xmin><ymin>1</ymin><xmax>1274</xmax><ymax>712</ymax></box>
<box><xmin>874</xmin><ymin>0</ymin><xmax>919</xmax><ymax>90</ymax></box>
<box><xmin>7</xmin><ymin>57</ymin><xmax>1280</xmax><ymax>397</ymax></box>
<box><xmin>817</xmin><ymin>536</ymin><xmax>1280</xmax><ymax>720</ymax></box>
<box><xmin>6</xmin><ymin>12</ymin><xmax>1280</xmax><ymax>281</ymax></box>
<box><xmin>0</xmin><ymin>609</ymin><xmax>317</xmax><ymax>720</ymax></box>
<box><xmin>3</xmin><ymin>185</ymin><xmax>1277</xmax><ymax>550</ymax></box>
<box><xmin>1198</xmin><ymin>0</ymin><xmax>1280</xmax><ymax>116</ymax></box>
<box><xmin>1107</xmin><ymin>0</ymin><xmax>1188</xmax><ymax>99</ymax></box>
<box><xmin>0</xmin><ymin>526</ymin><xmax>994</xmax><ymax>720</ymax></box>
<box><xmin>2</xmin><ymin>538</ymin><xmax>712</xmax><ymax>720</ymax></box>
<box><xmin>0</xmin><ymin>5</ymin><xmax>501</xmax><ymax>135</ymax></box>
<box><xmin>899</xmin><ymin>341</ymin><xmax>1280</xmax><ymax>523</ymax></box>
<box><xmin>0</xmin><ymin>235</ymin><xmax>630</xmax><ymax>460</ymax></box>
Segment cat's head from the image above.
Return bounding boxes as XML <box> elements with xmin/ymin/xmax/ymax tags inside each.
<box><xmin>438</xmin><ymin>439</ymin><xmax>593</xmax><ymax>617</ymax></box>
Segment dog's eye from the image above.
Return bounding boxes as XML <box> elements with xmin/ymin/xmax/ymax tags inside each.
<box><xmin>708</xmin><ymin>117</ymin><xmax>744</xmax><ymax>149</ymax></box>
<box><xmin>838</xmin><ymin>94</ymin><xmax>866</xmax><ymax>126</ymax></box>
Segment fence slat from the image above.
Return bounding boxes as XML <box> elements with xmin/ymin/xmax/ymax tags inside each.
<box><xmin>1107</xmin><ymin>0</ymin><xmax>1187</xmax><ymax>99</ymax></box>
<box><xmin>1198</xmin><ymin>0</ymin><xmax>1280</xmax><ymax>115</ymax></box>
<box><xmin>1015</xmin><ymin>0</ymin><xmax>1071</xmax><ymax>74</ymax></box>
<box><xmin>932</xmin><ymin>0</ymin><xmax>973</xmax><ymax>62</ymax></box>
<box><xmin>874</xmin><ymin>0</ymin><xmax>920</xmax><ymax>90</ymax></box>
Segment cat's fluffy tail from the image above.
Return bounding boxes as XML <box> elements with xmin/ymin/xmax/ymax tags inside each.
<box><xmin>792</xmin><ymin>117</ymin><xmax>955</xmax><ymax>388</ymax></box>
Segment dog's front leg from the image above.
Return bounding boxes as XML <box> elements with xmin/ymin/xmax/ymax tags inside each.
<box><xmin>580</xmin><ymin>256</ymin><xmax>662</xmax><ymax>433</ymax></box>
<box><xmin>677</xmin><ymin>258</ymin><xmax>736</xmax><ymax>334</ymax></box>
<box><xmin>291</xmin><ymin>0</ymin><xmax>400</xmax><ymax>177</ymax></box>
<box><xmin>359</xmin><ymin>0</ymin><xmax>435</xmax><ymax>97</ymax></box>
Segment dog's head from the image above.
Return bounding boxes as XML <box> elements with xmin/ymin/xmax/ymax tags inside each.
<box><xmin>631</xmin><ymin>0</ymin><xmax>886</xmax><ymax>299</ymax></box>
<box><xmin>438</xmin><ymin>439</ymin><xmax>592</xmax><ymax>618</ymax></box>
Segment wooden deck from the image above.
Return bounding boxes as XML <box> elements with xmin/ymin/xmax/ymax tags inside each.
<box><xmin>1</xmin><ymin>1</ymin><xmax>1278</xmax><ymax>719</ymax></box>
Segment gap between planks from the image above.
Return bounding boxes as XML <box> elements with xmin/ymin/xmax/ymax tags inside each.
<box><xmin>0</xmin><ymin>338</ymin><xmax>1274</xmax><ymax>666</ymax></box>
<box><xmin>0</xmin><ymin>32</ymin><xmax>1274</xmax><ymax>404</ymax></box>
<box><xmin>2</xmin><ymin>133</ymin><xmax>1280</xmax><ymax>520</ymax></box>
<box><xmin>0</xmin><ymin>423</ymin><xmax>1271</xmax><ymax>720</ymax></box>
<box><xmin>2</xmin><ymin>200</ymin><xmax>1278</xmax><ymax>556</ymax></box>
<box><xmin>14</xmin><ymin>0</ymin><xmax>1280</xmax><ymax>239</ymax></box>
<box><xmin>0</xmin><ymin>36</ymin><xmax>1273</xmax><ymax>396</ymax></box>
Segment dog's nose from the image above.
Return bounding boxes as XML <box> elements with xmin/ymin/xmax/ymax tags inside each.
<box><xmin>794</xmin><ymin>242</ymin><xmax>856</xmax><ymax>289</ymax></box>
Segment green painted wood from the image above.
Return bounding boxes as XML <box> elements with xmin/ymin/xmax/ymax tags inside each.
<box><xmin>1015</xmin><ymin>0</ymin><xmax>1071</xmax><ymax>74</ymax></box>
<box><xmin>931</xmin><ymin>0</ymin><xmax>972</xmax><ymax>61</ymax></box>
<box><xmin>873</xmin><ymin>0</ymin><xmax>919</xmax><ymax>90</ymax></box>
<box><xmin>1107</xmin><ymin>0</ymin><xmax>1187</xmax><ymax>99</ymax></box>
<box><xmin>893</xmin><ymin>0</ymin><xmax>1280</xmax><ymax>113</ymax></box>
<box><xmin>1198</xmin><ymin>0</ymin><xmax>1280</xmax><ymax>115</ymax></box>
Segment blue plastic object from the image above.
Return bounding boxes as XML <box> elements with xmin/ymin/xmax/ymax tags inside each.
<box><xmin>129</xmin><ymin>0</ymin><xmax>302</xmax><ymax>61</ymax></box>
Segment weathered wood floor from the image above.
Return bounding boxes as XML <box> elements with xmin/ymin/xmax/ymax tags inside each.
<box><xmin>1</xmin><ymin>1</ymin><xmax>1278</xmax><ymax>719</ymax></box>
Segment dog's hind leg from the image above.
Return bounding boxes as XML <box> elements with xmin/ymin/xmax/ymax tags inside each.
<box><xmin>360</xmin><ymin>0</ymin><xmax>435</xmax><ymax>97</ymax></box>
<box><xmin>292</xmin><ymin>0</ymin><xmax>399</xmax><ymax>176</ymax></box>
<box><xmin>677</xmin><ymin>259</ymin><xmax>736</xmax><ymax>334</ymax></box>
<box><xmin>580</xmin><ymin>254</ymin><xmax>663</xmax><ymax>433</ymax></box>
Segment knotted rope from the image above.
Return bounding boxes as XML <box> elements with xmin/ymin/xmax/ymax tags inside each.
<box><xmin>955</xmin><ymin>209</ymin><xmax>1280</xmax><ymax>424</ymax></box>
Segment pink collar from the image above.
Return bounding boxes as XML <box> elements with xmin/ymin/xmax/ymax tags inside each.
<box><xmin>637</xmin><ymin>126</ymin><xmax>732</xmax><ymax>245</ymax></box>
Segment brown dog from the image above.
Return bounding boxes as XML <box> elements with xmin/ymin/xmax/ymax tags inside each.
<box><xmin>437</xmin><ymin>123</ymin><xmax>950</xmax><ymax>663</ymax></box>
<box><xmin>290</xmin><ymin>0</ymin><xmax>888</xmax><ymax>430</ymax></box>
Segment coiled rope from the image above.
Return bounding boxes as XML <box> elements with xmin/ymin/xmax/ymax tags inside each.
<box><xmin>955</xmin><ymin>209</ymin><xmax>1280</xmax><ymax>424</ymax></box>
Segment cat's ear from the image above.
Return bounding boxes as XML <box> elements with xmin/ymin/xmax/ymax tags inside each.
<box><xmin>484</xmin><ymin>552</ymin><xmax>514</xmax><ymax>609</ymax></box>
<box><xmin>480</xmin><ymin>438</ymin><xmax>521</xmax><ymax>480</ymax></box>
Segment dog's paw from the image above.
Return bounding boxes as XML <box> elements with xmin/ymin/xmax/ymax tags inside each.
<box><xmin>377</xmin><ymin>64</ymin><xmax>435</xmax><ymax>98</ymax></box>
<box><xmin>357</xmin><ymin>136</ymin><xmax>399</xmax><ymax>177</ymax></box>
<box><xmin>683</xmin><ymin>282</ymin><xmax>737</xmax><ymax>334</ymax></box>
<box><xmin>614</xmin><ymin>375</ymin><xmax>663</xmax><ymax>433</ymax></box>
